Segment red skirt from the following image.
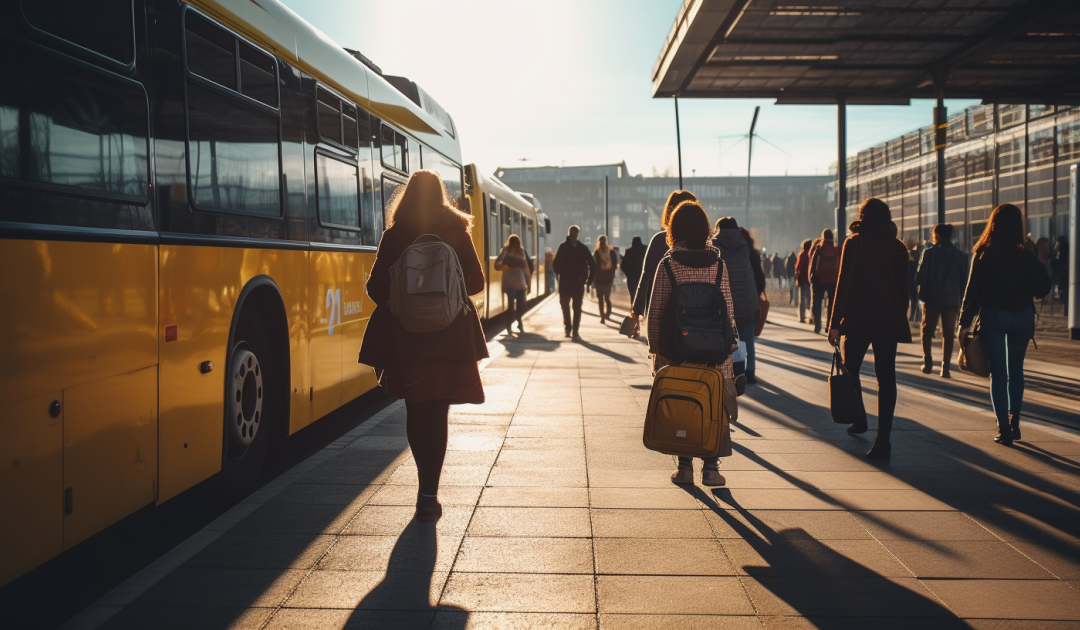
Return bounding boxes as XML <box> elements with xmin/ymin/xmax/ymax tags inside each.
<box><xmin>380</xmin><ymin>361</ymin><xmax>485</xmax><ymax>404</ymax></box>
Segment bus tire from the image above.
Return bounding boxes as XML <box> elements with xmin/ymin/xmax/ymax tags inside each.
<box><xmin>220</xmin><ymin>297</ymin><xmax>286</xmax><ymax>496</ymax></box>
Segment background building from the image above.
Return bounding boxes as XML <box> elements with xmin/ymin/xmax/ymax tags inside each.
<box><xmin>496</xmin><ymin>163</ymin><xmax>832</xmax><ymax>257</ymax></box>
<box><xmin>839</xmin><ymin>104</ymin><xmax>1080</xmax><ymax>251</ymax></box>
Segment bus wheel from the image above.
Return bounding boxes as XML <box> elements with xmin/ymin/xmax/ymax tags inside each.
<box><xmin>220</xmin><ymin>313</ymin><xmax>275</xmax><ymax>495</ymax></box>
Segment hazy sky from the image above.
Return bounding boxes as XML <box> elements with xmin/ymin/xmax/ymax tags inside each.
<box><xmin>279</xmin><ymin>0</ymin><xmax>979</xmax><ymax>178</ymax></box>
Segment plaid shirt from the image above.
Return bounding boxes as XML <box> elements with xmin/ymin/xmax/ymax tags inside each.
<box><xmin>647</xmin><ymin>245</ymin><xmax>737</xmax><ymax>378</ymax></box>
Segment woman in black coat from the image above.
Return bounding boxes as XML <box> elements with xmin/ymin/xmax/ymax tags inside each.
<box><xmin>629</xmin><ymin>190</ymin><xmax>698</xmax><ymax>332</ymax></box>
<box><xmin>959</xmin><ymin>204</ymin><xmax>1052</xmax><ymax>446</ymax></box>
<box><xmin>828</xmin><ymin>198</ymin><xmax>911</xmax><ymax>460</ymax></box>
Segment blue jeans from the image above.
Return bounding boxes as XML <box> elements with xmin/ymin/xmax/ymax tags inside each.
<box><xmin>979</xmin><ymin>305</ymin><xmax>1034</xmax><ymax>425</ymax></box>
<box><xmin>737</xmin><ymin>317</ymin><xmax>757</xmax><ymax>377</ymax></box>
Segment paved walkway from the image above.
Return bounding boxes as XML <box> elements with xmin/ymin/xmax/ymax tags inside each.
<box><xmin>69</xmin><ymin>294</ymin><xmax>1080</xmax><ymax>629</ymax></box>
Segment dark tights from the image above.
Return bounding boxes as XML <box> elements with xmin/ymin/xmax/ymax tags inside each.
<box><xmin>841</xmin><ymin>336</ymin><xmax>898</xmax><ymax>445</ymax></box>
<box><xmin>405</xmin><ymin>399</ymin><xmax>451</xmax><ymax>495</ymax></box>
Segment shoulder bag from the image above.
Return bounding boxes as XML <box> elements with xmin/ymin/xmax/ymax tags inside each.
<box><xmin>958</xmin><ymin>315</ymin><xmax>990</xmax><ymax>378</ymax></box>
<box><xmin>829</xmin><ymin>347</ymin><xmax>866</xmax><ymax>425</ymax></box>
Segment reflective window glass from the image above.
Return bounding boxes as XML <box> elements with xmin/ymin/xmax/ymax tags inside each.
<box><xmin>187</xmin><ymin>83</ymin><xmax>280</xmax><ymax>216</ymax></box>
<box><xmin>421</xmin><ymin>147</ymin><xmax>463</xmax><ymax>206</ymax></box>
<box><xmin>381</xmin><ymin>124</ymin><xmax>399</xmax><ymax>170</ymax></box>
<box><xmin>23</xmin><ymin>0</ymin><xmax>135</xmax><ymax>65</ymax></box>
<box><xmin>239</xmin><ymin>42</ymin><xmax>277</xmax><ymax>108</ymax></box>
<box><xmin>342</xmin><ymin>104</ymin><xmax>358</xmax><ymax>150</ymax></box>
<box><xmin>185</xmin><ymin>13</ymin><xmax>236</xmax><ymax>90</ymax></box>
<box><xmin>316</xmin><ymin>153</ymin><xmax>359</xmax><ymax>228</ymax></box>
<box><xmin>381</xmin><ymin>176</ymin><xmax>405</xmax><ymax>228</ymax></box>
<box><xmin>0</xmin><ymin>52</ymin><xmax>148</xmax><ymax>198</ymax></box>
<box><xmin>317</xmin><ymin>88</ymin><xmax>341</xmax><ymax>145</ymax></box>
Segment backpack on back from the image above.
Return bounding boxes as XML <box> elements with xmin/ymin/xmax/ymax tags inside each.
<box><xmin>389</xmin><ymin>234</ymin><xmax>469</xmax><ymax>333</ymax></box>
<box><xmin>643</xmin><ymin>363</ymin><xmax>729</xmax><ymax>458</ymax></box>
<box><xmin>812</xmin><ymin>243</ymin><xmax>840</xmax><ymax>284</ymax></box>
<box><xmin>659</xmin><ymin>259</ymin><xmax>736</xmax><ymax>365</ymax></box>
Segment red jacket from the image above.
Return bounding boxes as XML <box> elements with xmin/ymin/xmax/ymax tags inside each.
<box><xmin>795</xmin><ymin>250</ymin><xmax>810</xmax><ymax>285</ymax></box>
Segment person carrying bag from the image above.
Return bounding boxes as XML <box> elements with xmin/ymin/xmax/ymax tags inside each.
<box><xmin>643</xmin><ymin>201</ymin><xmax>739</xmax><ymax>487</ymax></box>
<box><xmin>494</xmin><ymin>234</ymin><xmax>531</xmax><ymax>334</ymax></box>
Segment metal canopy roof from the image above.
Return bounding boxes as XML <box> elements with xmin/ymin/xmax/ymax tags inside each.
<box><xmin>652</xmin><ymin>0</ymin><xmax>1080</xmax><ymax>104</ymax></box>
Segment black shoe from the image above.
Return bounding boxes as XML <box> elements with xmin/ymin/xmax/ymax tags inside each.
<box><xmin>866</xmin><ymin>442</ymin><xmax>891</xmax><ymax>460</ymax></box>
<box><xmin>847</xmin><ymin>419</ymin><xmax>868</xmax><ymax>435</ymax></box>
<box><xmin>994</xmin><ymin>432</ymin><xmax>1014</xmax><ymax>446</ymax></box>
<box><xmin>921</xmin><ymin>363</ymin><xmax>932</xmax><ymax>374</ymax></box>
<box><xmin>1011</xmin><ymin>415</ymin><xmax>1021</xmax><ymax>441</ymax></box>
<box><xmin>745</xmin><ymin>374</ymin><xmax>758</xmax><ymax>385</ymax></box>
<box><xmin>565</xmin><ymin>329</ymin><xmax>572</xmax><ymax>338</ymax></box>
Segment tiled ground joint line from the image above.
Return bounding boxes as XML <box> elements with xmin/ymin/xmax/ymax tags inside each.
<box><xmin>62</xmin><ymin>294</ymin><xmax>558</xmax><ymax>630</ymax></box>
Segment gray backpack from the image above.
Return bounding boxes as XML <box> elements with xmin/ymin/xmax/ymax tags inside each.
<box><xmin>388</xmin><ymin>234</ymin><xmax>470</xmax><ymax>333</ymax></box>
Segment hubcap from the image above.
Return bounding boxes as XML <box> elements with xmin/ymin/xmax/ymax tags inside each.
<box><xmin>228</xmin><ymin>347</ymin><xmax>263</xmax><ymax>451</ymax></box>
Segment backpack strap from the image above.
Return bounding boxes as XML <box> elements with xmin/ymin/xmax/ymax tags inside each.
<box><xmin>663</xmin><ymin>257</ymin><xmax>677</xmax><ymax>288</ymax></box>
<box><xmin>714</xmin><ymin>260</ymin><xmax>724</xmax><ymax>287</ymax></box>
<box><xmin>414</xmin><ymin>233</ymin><xmax>444</xmax><ymax>245</ymax></box>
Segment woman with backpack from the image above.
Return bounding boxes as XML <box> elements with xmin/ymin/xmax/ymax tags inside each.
<box><xmin>359</xmin><ymin>170</ymin><xmax>487</xmax><ymax>522</ymax></box>
<box><xmin>593</xmin><ymin>235</ymin><xmax>618</xmax><ymax>323</ymax></box>
<box><xmin>495</xmin><ymin>234</ymin><xmax>531</xmax><ymax>334</ymax></box>
<box><xmin>629</xmin><ymin>190</ymin><xmax>699</xmax><ymax>333</ymax></box>
<box><xmin>959</xmin><ymin>204</ymin><xmax>1052</xmax><ymax>446</ymax></box>
<box><xmin>827</xmin><ymin>198</ymin><xmax>911</xmax><ymax>460</ymax></box>
<box><xmin>648</xmin><ymin>201</ymin><xmax>738</xmax><ymax>486</ymax></box>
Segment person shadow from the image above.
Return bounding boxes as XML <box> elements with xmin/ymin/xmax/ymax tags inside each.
<box><xmin>680</xmin><ymin>485</ymin><xmax>971</xmax><ymax>629</ymax></box>
<box><xmin>345</xmin><ymin>520</ymin><xmax>468</xmax><ymax>629</ymax></box>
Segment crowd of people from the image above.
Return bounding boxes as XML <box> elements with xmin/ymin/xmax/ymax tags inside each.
<box><xmin>357</xmin><ymin>169</ymin><xmax>1057</xmax><ymax>520</ymax></box>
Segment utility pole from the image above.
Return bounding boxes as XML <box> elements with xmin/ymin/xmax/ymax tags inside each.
<box><xmin>837</xmin><ymin>98</ymin><xmax>847</xmax><ymax>242</ymax></box>
<box><xmin>744</xmin><ymin>106</ymin><xmax>760</xmax><ymax>228</ymax></box>
<box><xmin>604</xmin><ymin>175</ymin><xmax>609</xmax><ymax>237</ymax></box>
<box><xmin>675</xmin><ymin>96</ymin><xmax>683</xmax><ymax>189</ymax></box>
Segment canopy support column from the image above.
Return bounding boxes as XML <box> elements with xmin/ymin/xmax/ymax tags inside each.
<box><xmin>936</xmin><ymin>94</ymin><xmax>947</xmax><ymax>226</ymax></box>
<box><xmin>837</xmin><ymin>97</ymin><xmax>848</xmax><ymax>242</ymax></box>
<box><xmin>675</xmin><ymin>96</ymin><xmax>683</xmax><ymax>189</ymax></box>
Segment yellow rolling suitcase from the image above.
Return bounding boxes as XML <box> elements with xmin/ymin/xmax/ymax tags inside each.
<box><xmin>643</xmin><ymin>363</ymin><xmax>732</xmax><ymax>458</ymax></box>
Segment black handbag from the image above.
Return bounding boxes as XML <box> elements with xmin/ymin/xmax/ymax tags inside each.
<box><xmin>958</xmin><ymin>315</ymin><xmax>990</xmax><ymax>378</ymax></box>
<box><xmin>829</xmin><ymin>347</ymin><xmax>866</xmax><ymax>425</ymax></box>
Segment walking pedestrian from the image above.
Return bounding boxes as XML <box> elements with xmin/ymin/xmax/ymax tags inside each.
<box><xmin>553</xmin><ymin>225</ymin><xmax>595</xmax><ymax>340</ymax></box>
<box><xmin>741</xmin><ymin>228</ymin><xmax>766</xmax><ymax>382</ymax></box>
<box><xmin>916</xmin><ymin>224</ymin><xmax>967</xmax><ymax>377</ymax></box>
<box><xmin>620</xmin><ymin>235</ymin><xmax>647</xmax><ymax>300</ymax></box>
<box><xmin>648</xmin><ymin>201</ymin><xmax>738</xmax><ymax>486</ymax></box>
<box><xmin>809</xmin><ymin>229</ymin><xmax>840</xmax><ymax>334</ymax></box>
<box><xmin>1052</xmin><ymin>236</ymin><xmax>1069</xmax><ymax>315</ymax></box>
<box><xmin>795</xmin><ymin>239</ymin><xmax>812</xmax><ymax>323</ymax></box>
<box><xmin>771</xmin><ymin>252</ymin><xmax>784</xmax><ymax>291</ymax></box>
<box><xmin>495</xmin><ymin>234</ymin><xmax>532</xmax><ymax>334</ymax></box>
<box><xmin>630</xmin><ymin>190</ymin><xmax>699</xmax><ymax>332</ymax></box>
<box><xmin>713</xmin><ymin>217</ymin><xmax>761</xmax><ymax>385</ymax></box>
<box><xmin>785</xmin><ymin>251</ymin><xmax>797</xmax><ymax>305</ymax></box>
<box><xmin>359</xmin><ymin>170</ymin><xmax>488</xmax><ymax>522</ymax></box>
<box><xmin>828</xmin><ymin>198</ymin><xmax>911</xmax><ymax>460</ymax></box>
<box><xmin>544</xmin><ymin>249</ymin><xmax>555</xmax><ymax>294</ymax></box>
<box><xmin>959</xmin><ymin>204</ymin><xmax>1052</xmax><ymax>446</ymax></box>
<box><xmin>908</xmin><ymin>242</ymin><xmax>922</xmax><ymax>322</ymax></box>
<box><xmin>593</xmin><ymin>235</ymin><xmax>618</xmax><ymax>324</ymax></box>
<box><xmin>762</xmin><ymin>251</ymin><xmax>773</xmax><ymax>287</ymax></box>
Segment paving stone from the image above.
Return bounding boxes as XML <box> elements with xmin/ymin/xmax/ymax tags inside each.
<box><xmin>591</xmin><ymin>508</ymin><xmax>715</xmax><ymax>538</ymax></box>
<box><xmin>922</xmin><ymin>579</ymin><xmax>1080</xmax><ymax>620</ymax></box>
<box><xmin>433</xmin><ymin>611</ymin><xmax>597</xmax><ymax>629</ymax></box>
<box><xmin>466</xmin><ymin>507</ymin><xmax>591</xmax><ymax>538</ymax></box>
<box><xmin>590</xmin><ymin>487</ymin><xmax>703</xmax><ymax>509</ymax></box>
<box><xmin>477</xmin><ymin>487</ymin><xmax>591</xmax><ymax>508</ymax></box>
<box><xmin>454</xmin><ymin>537</ymin><xmax>593</xmax><ymax>573</ymax></box>
<box><xmin>342</xmin><ymin>505</ymin><xmax>472</xmax><ymax>537</ymax></box>
<box><xmin>184</xmin><ymin>532</ymin><xmax>334</xmax><ymax>570</ymax></box>
<box><xmin>486</xmin><ymin>466</ymin><xmax>589</xmax><ymax>487</ymax></box>
<box><xmin>741</xmin><ymin>576</ymin><xmax>953</xmax><ymax>617</ymax></box>
<box><xmin>600</xmin><ymin>614</ymin><xmax>761</xmax><ymax>629</ymax></box>
<box><xmin>317</xmin><ymin>534</ymin><xmax>462</xmax><ymax>572</ymax></box>
<box><xmin>724</xmin><ymin>537</ymin><xmax>911</xmax><ymax>577</ymax></box>
<box><xmin>367</xmin><ymin>484</ymin><xmax>483</xmax><ymax>507</ymax></box>
<box><xmin>439</xmin><ymin>574</ymin><xmax>596</xmax><ymax>613</ymax></box>
<box><xmin>704</xmin><ymin>509</ymin><xmax>871</xmax><ymax>541</ymax></box>
<box><xmin>285</xmin><ymin>569</ymin><xmax>449</xmax><ymax>609</ymax></box>
<box><xmin>882</xmin><ymin>540</ymin><xmax>1056</xmax><ymax>579</ymax></box>
<box><xmin>851</xmin><ymin>511</ymin><xmax>997</xmax><ymax>541</ymax></box>
<box><xmin>596</xmin><ymin>575</ymin><xmax>755</xmax><ymax>614</ymax></box>
<box><xmin>270</xmin><ymin>482</ymin><xmax>375</xmax><ymax>506</ymax></box>
<box><xmin>594</xmin><ymin>538</ymin><xmax>734</xmax><ymax>575</ymax></box>
<box><xmin>99</xmin><ymin>606</ymin><xmax>273</xmax><ymax>630</ymax></box>
<box><xmin>133</xmin><ymin>567</ymin><xmax>305</xmax><ymax>608</ymax></box>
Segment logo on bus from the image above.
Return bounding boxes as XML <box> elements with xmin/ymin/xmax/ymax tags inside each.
<box><xmin>324</xmin><ymin>289</ymin><xmax>362</xmax><ymax>335</ymax></box>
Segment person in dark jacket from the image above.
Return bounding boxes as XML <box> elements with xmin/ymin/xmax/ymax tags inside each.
<box><xmin>916</xmin><ymin>224</ymin><xmax>968</xmax><ymax>377</ymax></box>
<box><xmin>795</xmin><ymin>239</ymin><xmax>812</xmax><ymax>323</ymax></box>
<box><xmin>620</xmin><ymin>235</ymin><xmax>647</xmax><ymax>300</ymax></box>
<box><xmin>771</xmin><ymin>252</ymin><xmax>784</xmax><ymax>290</ymax></box>
<box><xmin>359</xmin><ymin>170</ymin><xmax>488</xmax><ymax>522</ymax></box>
<box><xmin>762</xmin><ymin>251</ymin><xmax>773</xmax><ymax>284</ymax></box>
<box><xmin>959</xmin><ymin>204</ymin><xmax>1053</xmax><ymax>446</ymax></box>
<box><xmin>630</xmin><ymin>190</ymin><xmax>699</xmax><ymax>334</ymax></box>
<box><xmin>593</xmin><ymin>235</ymin><xmax>618</xmax><ymax>323</ymax></box>
<box><xmin>785</xmin><ymin>251</ymin><xmax>797</xmax><ymax>305</ymax></box>
<box><xmin>908</xmin><ymin>243</ymin><xmax>922</xmax><ymax>322</ymax></box>
<box><xmin>828</xmin><ymin>198</ymin><xmax>911</xmax><ymax>460</ymax></box>
<box><xmin>742</xmin><ymin>228</ymin><xmax>766</xmax><ymax>382</ymax></box>
<box><xmin>714</xmin><ymin>217</ymin><xmax>760</xmax><ymax>384</ymax></box>
<box><xmin>809</xmin><ymin>229</ymin><xmax>840</xmax><ymax>334</ymax></box>
<box><xmin>1052</xmin><ymin>236</ymin><xmax>1069</xmax><ymax>316</ymax></box>
<box><xmin>552</xmin><ymin>225</ymin><xmax>595</xmax><ymax>339</ymax></box>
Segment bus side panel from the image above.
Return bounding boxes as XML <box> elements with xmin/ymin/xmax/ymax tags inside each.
<box><xmin>0</xmin><ymin>392</ymin><xmax>63</xmax><ymax>587</ymax></box>
<box><xmin>309</xmin><ymin>251</ymin><xmax>343</xmax><ymax>422</ymax></box>
<box><xmin>158</xmin><ymin>245</ymin><xmax>308</xmax><ymax>503</ymax></box>
<box><xmin>0</xmin><ymin>240</ymin><xmax>158</xmax><ymax>405</ymax></box>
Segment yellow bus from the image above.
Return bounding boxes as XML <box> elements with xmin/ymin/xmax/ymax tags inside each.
<box><xmin>0</xmin><ymin>0</ymin><xmax>513</xmax><ymax>586</ymax></box>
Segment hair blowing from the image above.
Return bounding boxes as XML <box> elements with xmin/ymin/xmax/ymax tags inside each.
<box><xmin>667</xmin><ymin>201</ymin><xmax>711</xmax><ymax>249</ymax></box>
<box><xmin>661</xmin><ymin>190</ymin><xmax>699</xmax><ymax>230</ymax></box>
<box><xmin>387</xmin><ymin>170</ymin><xmax>472</xmax><ymax>233</ymax></box>
<box><xmin>973</xmin><ymin>204</ymin><xmax>1024</xmax><ymax>253</ymax></box>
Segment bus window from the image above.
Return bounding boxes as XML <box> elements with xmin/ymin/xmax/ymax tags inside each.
<box><xmin>23</xmin><ymin>0</ymin><xmax>135</xmax><ymax>66</ymax></box>
<box><xmin>380</xmin><ymin>124</ymin><xmax>402</xmax><ymax>171</ymax></box>
<box><xmin>0</xmin><ymin>52</ymin><xmax>148</xmax><ymax>204</ymax></box>
<box><xmin>488</xmin><ymin>195</ymin><xmax>499</xmax><ymax>253</ymax></box>
<box><xmin>316</xmin><ymin>87</ymin><xmax>342</xmax><ymax>146</ymax></box>
<box><xmin>342</xmin><ymin>104</ymin><xmax>359</xmax><ymax>150</ymax></box>
<box><xmin>419</xmin><ymin>146</ymin><xmax>462</xmax><ymax>206</ymax></box>
<box><xmin>406</xmin><ymin>138</ymin><xmax>419</xmax><ymax>172</ymax></box>
<box><xmin>315</xmin><ymin>151</ymin><xmax>359</xmax><ymax>229</ymax></box>
<box><xmin>184</xmin><ymin>9</ymin><xmax>281</xmax><ymax>217</ymax></box>
<box><xmin>381</xmin><ymin>175</ymin><xmax>405</xmax><ymax>228</ymax></box>
<box><xmin>239</xmin><ymin>42</ymin><xmax>278</xmax><ymax>108</ymax></box>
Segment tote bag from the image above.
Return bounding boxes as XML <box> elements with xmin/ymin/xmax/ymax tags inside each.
<box><xmin>829</xmin><ymin>347</ymin><xmax>866</xmax><ymax>425</ymax></box>
<box><xmin>958</xmin><ymin>316</ymin><xmax>990</xmax><ymax>378</ymax></box>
